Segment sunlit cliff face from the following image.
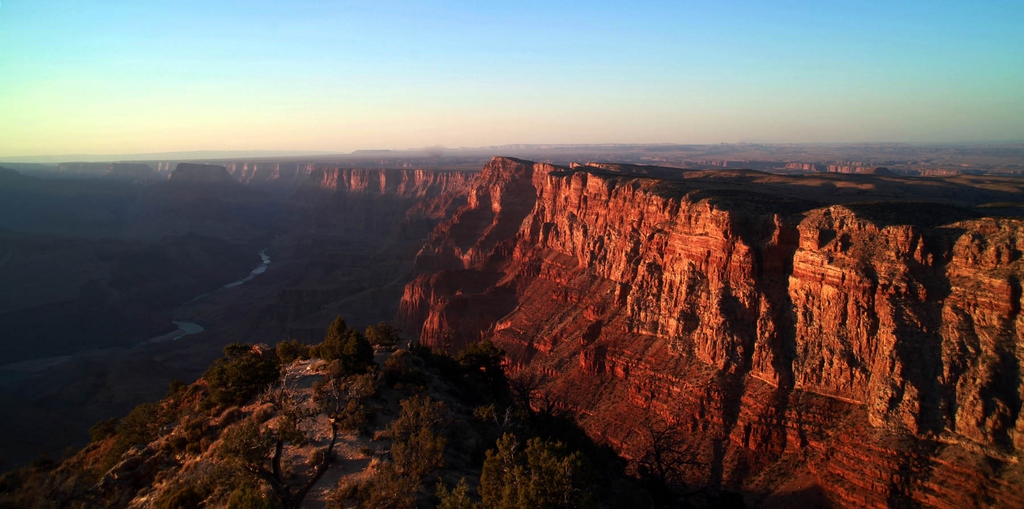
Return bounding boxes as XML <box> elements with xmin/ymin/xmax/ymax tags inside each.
<box><xmin>401</xmin><ymin>157</ymin><xmax>1024</xmax><ymax>507</ymax></box>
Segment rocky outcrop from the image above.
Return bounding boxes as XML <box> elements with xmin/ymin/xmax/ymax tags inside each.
<box><xmin>400</xmin><ymin>157</ymin><xmax>1024</xmax><ymax>507</ymax></box>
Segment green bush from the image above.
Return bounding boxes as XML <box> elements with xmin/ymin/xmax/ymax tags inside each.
<box><xmin>456</xmin><ymin>340</ymin><xmax>509</xmax><ymax>403</ymax></box>
<box><xmin>228</xmin><ymin>484</ymin><xmax>281</xmax><ymax>509</ymax></box>
<box><xmin>479</xmin><ymin>433</ymin><xmax>591</xmax><ymax>509</ymax></box>
<box><xmin>318</xmin><ymin>316</ymin><xmax>374</xmax><ymax>375</ymax></box>
<box><xmin>356</xmin><ymin>464</ymin><xmax>419</xmax><ymax>509</ymax></box>
<box><xmin>387</xmin><ymin>395</ymin><xmax>447</xmax><ymax>441</ymax></box>
<box><xmin>436</xmin><ymin>478</ymin><xmax>473</xmax><ymax>509</ymax></box>
<box><xmin>115</xmin><ymin>402</ymin><xmax>164</xmax><ymax>448</ymax></box>
<box><xmin>365</xmin><ymin>322</ymin><xmax>400</xmax><ymax>348</ymax></box>
<box><xmin>391</xmin><ymin>428</ymin><xmax>446</xmax><ymax>480</ymax></box>
<box><xmin>217</xmin><ymin>419</ymin><xmax>272</xmax><ymax>468</ymax></box>
<box><xmin>275</xmin><ymin>340</ymin><xmax>310</xmax><ymax>364</ymax></box>
<box><xmin>204</xmin><ymin>343</ymin><xmax>280</xmax><ymax>407</ymax></box>
<box><xmin>382</xmin><ymin>350</ymin><xmax>427</xmax><ymax>387</ymax></box>
<box><xmin>153</xmin><ymin>482</ymin><xmax>205</xmax><ymax>509</ymax></box>
<box><xmin>88</xmin><ymin>418</ymin><xmax>118</xmax><ymax>442</ymax></box>
<box><xmin>386</xmin><ymin>395</ymin><xmax>448</xmax><ymax>480</ymax></box>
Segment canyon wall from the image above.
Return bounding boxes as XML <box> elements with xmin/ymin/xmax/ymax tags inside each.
<box><xmin>293</xmin><ymin>167</ymin><xmax>476</xmax><ymax>239</ymax></box>
<box><xmin>400</xmin><ymin>157</ymin><xmax>1024</xmax><ymax>507</ymax></box>
<box><xmin>270</xmin><ymin>167</ymin><xmax>477</xmax><ymax>342</ymax></box>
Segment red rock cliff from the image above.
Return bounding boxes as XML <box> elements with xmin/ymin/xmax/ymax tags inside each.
<box><xmin>400</xmin><ymin>157</ymin><xmax>1024</xmax><ymax>507</ymax></box>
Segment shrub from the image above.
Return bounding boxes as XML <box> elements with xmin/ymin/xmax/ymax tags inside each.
<box><xmin>332</xmin><ymin>463</ymin><xmax>418</xmax><ymax>509</ymax></box>
<box><xmin>387</xmin><ymin>395</ymin><xmax>447</xmax><ymax>441</ymax></box>
<box><xmin>88</xmin><ymin>418</ymin><xmax>118</xmax><ymax>442</ymax></box>
<box><xmin>153</xmin><ymin>482</ymin><xmax>205</xmax><ymax>509</ymax></box>
<box><xmin>386</xmin><ymin>395</ymin><xmax>447</xmax><ymax>481</ymax></box>
<box><xmin>436</xmin><ymin>478</ymin><xmax>473</xmax><ymax>509</ymax></box>
<box><xmin>98</xmin><ymin>401</ymin><xmax>169</xmax><ymax>470</ymax></box>
<box><xmin>365</xmin><ymin>322</ymin><xmax>400</xmax><ymax>348</ymax></box>
<box><xmin>204</xmin><ymin>343</ymin><xmax>280</xmax><ymax>407</ymax></box>
<box><xmin>228</xmin><ymin>484</ymin><xmax>281</xmax><ymax>509</ymax></box>
<box><xmin>391</xmin><ymin>428</ymin><xmax>446</xmax><ymax>480</ymax></box>
<box><xmin>168</xmin><ymin>379</ymin><xmax>187</xmax><ymax>396</ymax></box>
<box><xmin>456</xmin><ymin>340</ymin><xmax>509</xmax><ymax>403</ymax></box>
<box><xmin>115</xmin><ymin>402</ymin><xmax>164</xmax><ymax>448</ymax></box>
<box><xmin>218</xmin><ymin>419</ymin><xmax>272</xmax><ymax>468</ymax></box>
<box><xmin>479</xmin><ymin>433</ymin><xmax>590</xmax><ymax>509</ymax></box>
<box><xmin>275</xmin><ymin>340</ymin><xmax>310</xmax><ymax>364</ymax></box>
<box><xmin>382</xmin><ymin>350</ymin><xmax>427</xmax><ymax>387</ymax></box>
<box><xmin>319</xmin><ymin>317</ymin><xmax>374</xmax><ymax>375</ymax></box>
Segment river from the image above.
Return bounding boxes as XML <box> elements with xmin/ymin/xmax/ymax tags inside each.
<box><xmin>164</xmin><ymin>248</ymin><xmax>272</xmax><ymax>341</ymax></box>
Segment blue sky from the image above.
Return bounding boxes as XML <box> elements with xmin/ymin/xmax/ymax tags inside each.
<box><xmin>1</xmin><ymin>1</ymin><xmax>1022</xmax><ymax>156</ymax></box>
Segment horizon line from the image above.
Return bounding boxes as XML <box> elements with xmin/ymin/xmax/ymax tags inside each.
<box><xmin>5</xmin><ymin>140</ymin><xmax>1024</xmax><ymax>164</ymax></box>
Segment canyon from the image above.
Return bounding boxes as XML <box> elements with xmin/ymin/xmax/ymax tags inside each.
<box><xmin>3</xmin><ymin>150</ymin><xmax>1024</xmax><ymax>507</ymax></box>
<box><xmin>400</xmin><ymin>157</ymin><xmax>1024</xmax><ymax>507</ymax></box>
<box><xmin>0</xmin><ymin>163</ymin><xmax>473</xmax><ymax>469</ymax></box>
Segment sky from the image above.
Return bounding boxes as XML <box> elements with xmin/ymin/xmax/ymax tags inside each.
<box><xmin>1</xmin><ymin>0</ymin><xmax>1022</xmax><ymax>158</ymax></box>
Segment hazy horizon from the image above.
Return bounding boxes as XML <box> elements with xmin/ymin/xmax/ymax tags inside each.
<box><xmin>2</xmin><ymin>1</ymin><xmax>1022</xmax><ymax>157</ymax></box>
<box><xmin>6</xmin><ymin>140</ymin><xmax>1024</xmax><ymax>165</ymax></box>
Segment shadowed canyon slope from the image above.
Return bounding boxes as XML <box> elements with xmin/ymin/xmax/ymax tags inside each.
<box><xmin>0</xmin><ymin>163</ymin><xmax>475</xmax><ymax>469</ymax></box>
<box><xmin>401</xmin><ymin>157</ymin><xmax>1024</xmax><ymax>507</ymax></box>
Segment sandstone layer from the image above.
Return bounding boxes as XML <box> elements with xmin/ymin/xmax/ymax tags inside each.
<box><xmin>400</xmin><ymin>157</ymin><xmax>1024</xmax><ymax>507</ymax></box>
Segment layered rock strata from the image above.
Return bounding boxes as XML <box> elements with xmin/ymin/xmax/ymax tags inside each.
<box><xmin>400</xmin><ymin>157</ymin><xmax>1024</xmax><ymax>507</ymax></box>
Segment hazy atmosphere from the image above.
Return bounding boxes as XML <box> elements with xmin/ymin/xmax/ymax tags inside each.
<box><xmin>2</xmin><ymin>0</ymin><xmax>1022</xmax><ymax>158</ymax></box>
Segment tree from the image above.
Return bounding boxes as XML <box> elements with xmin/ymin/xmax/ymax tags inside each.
<box><xmin>320</xmin><ymin>316</ymin><xmax>349</xmax><ymax>361</ymax></box>
<box><xmin>328</xmin><ymin>395</ymin><xmax>448</xmax><ymax>509</ymax></box>
<box><xmin>319</xmin><ymin>316</ymin><xmax>374</xmax><ymax>375</ymax></box>
<box><xmin>456</xmin><ymin>340</ymin><xmax>509</xmax><ymax>403</ymax></box>
<box><xmin>275</xmin><ymin>340</ymin><xmax>309</xmax><ymax>364</ymax></box>
<box><xmin>205</xmin><ymin>344</ymin><xmax>280</xmax><ymax>407</ymax></box>
<box><xmin>217</xmin><ymin>373</ymin><xmax>374</xmax><ymax>509</ymax></box>
<box><xmin>508</xmin><ymin>371</ymin><xmax>559</xmax><ymax>413</ymax></box>
<box><xmin>386</xmin><ymin>395</ymin><xmax>447</xmax><ymax>480</ymax></box>
<box><xmin>365</xmin><ymin>322</ymin><xmax>400</xmax><ymax>349</ymax></box>
<box><xmin>478</xmin><ymin>433</ymin><xmax>590</xmax><ymax>509</ymax></box>
<box><xmin>632</xmin><ymin>418</ymin><xmax>702</xmax><ymax>491</ymax></box>
<box><xmin>436</xmin><ymin>478</ymin><xmax>472</xmax><ymax>509</ymax></box>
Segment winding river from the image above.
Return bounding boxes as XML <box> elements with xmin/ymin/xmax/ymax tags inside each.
<box><xmin>163</xmin><ymin>248</ymin><xmax>272</xmax><ymax>341</ymax></box>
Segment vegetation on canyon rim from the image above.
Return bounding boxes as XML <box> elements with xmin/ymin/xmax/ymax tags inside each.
<box><xmin>0</xmin><ymin>317</ymin><xmax>723</xmax><ymax>509</ymax></box>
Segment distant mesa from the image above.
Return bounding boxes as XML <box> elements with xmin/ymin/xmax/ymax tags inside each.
<box><xmin>52</xmin><ymin>162</ymin><xmax>159</xmax><ymax>181</ymax></box>
<box><xmin>783</xmin><ymin>162</ymin><xmax>822</xmax><ymax>171</ymax></box>
<box><xmin>57</xmin><ymin>162</ymin><xmax>109</xmax><ymax>176</ymax></box>
<box><xmin>169</xmin><ymin>163</ymin><xmax>238</xmax><ymax>185</ymax></box>
<box><xmin>0</xmin><ymin>166</ymin><xmax>30</xmax><ymax>187</ymax></box>
<box><xmin>106</xmin><ymin>163</ymin><xmax>157</xmax><ymax>181</ymax></box>
<box><xmin>349</xmin><ymin>149</ymin><xmax>395</xmax><ymax>155</ymax></box>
